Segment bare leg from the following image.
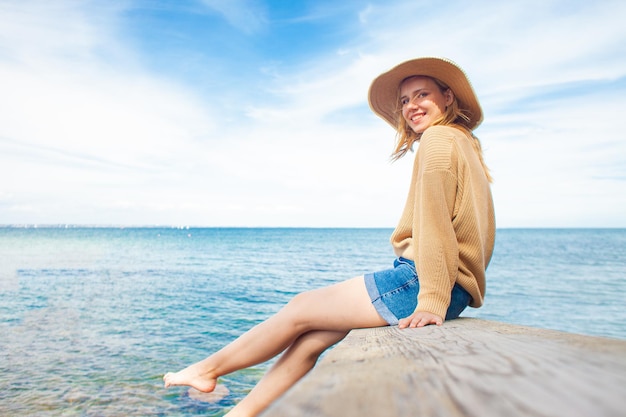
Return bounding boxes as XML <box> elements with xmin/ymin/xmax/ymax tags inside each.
<box><xmin>163</xmin><ymin>275</ymin><xmax>386</xmax><ymax>392</ymax></box>
<box><xmin>225</xmin><ymin>330</ymin><xmax>347</xmax><ymax>417</ymax></box>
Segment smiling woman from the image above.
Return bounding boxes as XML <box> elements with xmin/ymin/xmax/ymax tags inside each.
<box><xmin>163</xmin><ymin>57</ymin><xmax>496</xmax><ymax>417</ymax></box>
<box><xmin>399</xmin><ymin>76</ymin><xmax>453</xmax><ymax>134</ymax></box>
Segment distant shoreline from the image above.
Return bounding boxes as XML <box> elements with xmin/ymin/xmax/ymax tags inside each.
<box><xmin>1</xmin><ymin>225</ymin><xmax>625</xmax><ymax>230</ymax></box>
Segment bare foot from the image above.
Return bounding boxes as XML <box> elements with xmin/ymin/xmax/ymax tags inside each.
<box><xmin>163</xmin><ymin>363</ymin><xmax>217</xmax><ymax>393</ymax></box>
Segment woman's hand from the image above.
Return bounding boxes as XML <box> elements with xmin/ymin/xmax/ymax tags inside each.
<box><xmin>398</xmin><ymin>311</ymin><xmax>443</xmax><ymax>329</ymax></box>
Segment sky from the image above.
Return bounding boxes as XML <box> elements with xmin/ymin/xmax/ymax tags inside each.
<box><xmin>1</xmin><ymin>0</ymin><xmax>625</xmax><ymax>228</ymax></box>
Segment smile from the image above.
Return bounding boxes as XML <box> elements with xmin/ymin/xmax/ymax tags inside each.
<box><xmin>410</xmin><ymin>113</ymin><xmax>424</xmax><ymax>123</ymax></box>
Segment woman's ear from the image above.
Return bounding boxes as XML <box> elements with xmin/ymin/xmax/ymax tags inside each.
<box><xmin>445</xmin><ymin>88</ymin><xmax>454</xmax><ymax>106</ymax></box>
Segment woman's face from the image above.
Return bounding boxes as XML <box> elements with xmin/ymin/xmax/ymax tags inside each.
<box><xmin>400</xmin><ymin>76</ymin><xmax>453</xmax><ymax>134</ymax></box>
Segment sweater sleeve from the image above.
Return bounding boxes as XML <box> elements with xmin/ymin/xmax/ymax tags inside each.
<box><xmin>413</xmin><ymin>129</ymin><xmax>459</xmax><ymax>318</ymax></box>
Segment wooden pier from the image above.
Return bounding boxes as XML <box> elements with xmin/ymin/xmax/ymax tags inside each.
<box><xmin>261</xmin><ymin>318</ymin><xmax>626</xmax><ymax>417</ymax></box>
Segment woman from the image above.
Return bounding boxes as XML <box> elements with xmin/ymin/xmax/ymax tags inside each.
<box><xmin>164</xmin><ymin>57</ymin><xmax>495</xmax><ymax>417</ymax></box>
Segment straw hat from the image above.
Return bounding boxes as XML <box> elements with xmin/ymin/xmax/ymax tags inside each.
<box><xmin>368</xmin><ymin>57</ymin><xmax>483</xmax><ymax>130</ymax></box>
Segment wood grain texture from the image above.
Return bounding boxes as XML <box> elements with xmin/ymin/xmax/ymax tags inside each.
<box><xmin>260</xmin><ymin>318</ymin><xmax>626</xmax><ymax>417</ymax></box>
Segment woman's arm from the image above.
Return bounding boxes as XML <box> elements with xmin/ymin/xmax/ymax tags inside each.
<box><xmin>410</xmin><ymin>128</ymin><xmax>460</xmax><ymax>321</ymax></box>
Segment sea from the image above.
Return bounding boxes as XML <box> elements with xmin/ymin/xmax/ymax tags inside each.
<box><xmin>1</xmin><ymin>227</ymin><xmax>625</xmax><ymax>416</ymax></box>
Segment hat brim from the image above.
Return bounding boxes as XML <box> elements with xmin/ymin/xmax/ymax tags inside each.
<box><xmin>368</xmin><ymin>57</ymin><xmax>483</xmax><ymax>131</ymax></box>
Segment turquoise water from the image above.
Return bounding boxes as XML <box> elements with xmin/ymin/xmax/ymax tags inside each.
<box><xmin>1</xmin><ymin>227</ymin><xmax>625</xmax><ymax>416</ymax></box>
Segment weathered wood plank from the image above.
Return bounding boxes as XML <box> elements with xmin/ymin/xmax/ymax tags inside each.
<box><xmin>261</xmin><ymin>318</ymin><xmax>626</xmax><ymax>417</ymax></box>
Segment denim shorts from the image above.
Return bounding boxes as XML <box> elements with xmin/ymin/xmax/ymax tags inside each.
<box><xmin>364</xmin><ymin>257</ymin><xmax>471</xmax><ymax>325</ymax></box>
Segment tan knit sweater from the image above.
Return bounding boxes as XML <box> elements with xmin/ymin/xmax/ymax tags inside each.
<box><xmin>390</xmin><ymin>125</ymin><xmax>495</xmax><ymax>319</ymax></box>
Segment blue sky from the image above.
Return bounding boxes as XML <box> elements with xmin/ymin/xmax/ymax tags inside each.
<box><xmin>1</xmin><ymin>0</ymin><xmax>625</xmax><ymax>227</ymax></box>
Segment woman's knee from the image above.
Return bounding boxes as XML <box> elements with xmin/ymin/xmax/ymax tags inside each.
<box><xmin>282</xmin><ymin>290</ymin><xmax>324</xmax><ymax>332</ymax></box>
<box><xmin>284</xmin><ymin>290</ymin><xmax>312</xmax><ymax>315</ymax></box>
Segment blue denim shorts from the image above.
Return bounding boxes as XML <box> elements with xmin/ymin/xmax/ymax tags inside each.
<box><xmin>364</xmin><ymin>257</ymin><xmax>471</xmax><ymax>325</ymax></box>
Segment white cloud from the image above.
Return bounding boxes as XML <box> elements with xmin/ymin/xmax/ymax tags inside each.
<box><xmin>198</xmin><ymin>0</ymin><xmax>268</xmax><ymax>34</ymax></box>
<box><xmin>0</xmin><ymin>0</ymin><xmax>625</xmax><ymax>227</ymax></box>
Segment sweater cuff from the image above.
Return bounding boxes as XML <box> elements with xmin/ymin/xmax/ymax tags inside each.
<box><xmin>416</xmin><ymin>294</ymin><xmax>449</xmax><ymax>319</ymax></box>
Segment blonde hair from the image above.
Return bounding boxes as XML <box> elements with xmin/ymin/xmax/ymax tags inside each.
<box><xmin>391</xmin><ymin>76</ymin><xmax>492</xmax><ymax>182</ymax></box>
